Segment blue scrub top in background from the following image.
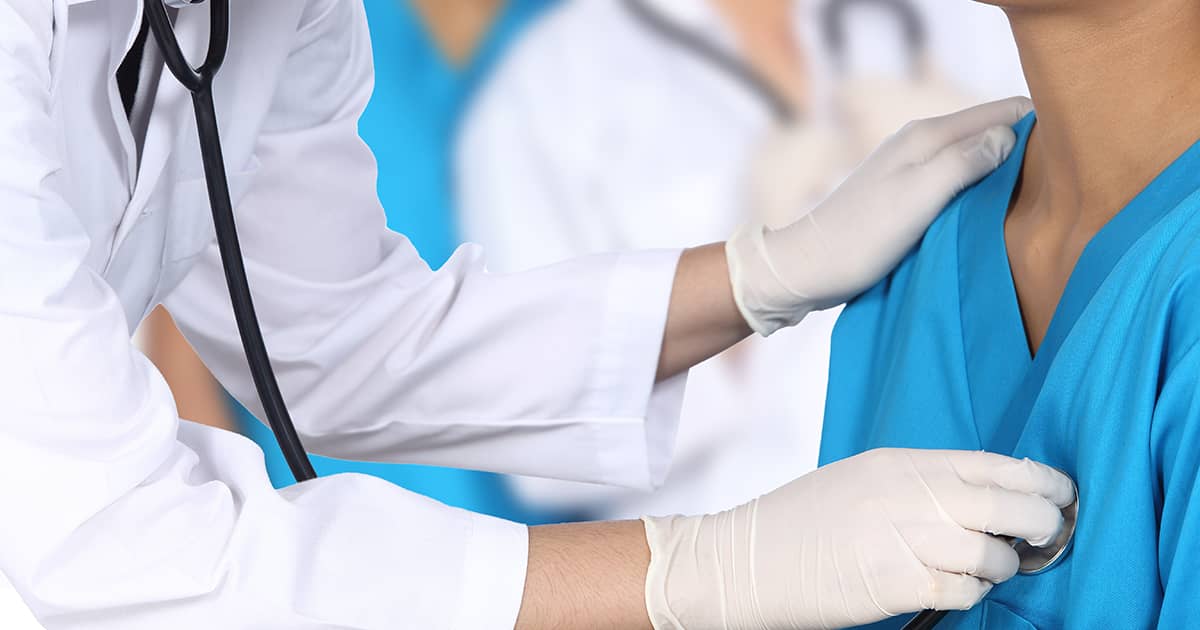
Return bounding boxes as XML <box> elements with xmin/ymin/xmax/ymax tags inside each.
<box><xmin>240</xmin><ymin>0</ymin><xmax>562</xmax><ymax>524</ymax></box>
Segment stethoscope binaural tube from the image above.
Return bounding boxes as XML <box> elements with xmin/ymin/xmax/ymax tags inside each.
<box><xmin>143</xmin><ymin>0</ymin><xmax>318</xmax><ymax>483</ymax></box>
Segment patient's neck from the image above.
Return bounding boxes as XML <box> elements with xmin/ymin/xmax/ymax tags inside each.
<box><xmin>1002</xmin><ymin>1</ymin><xmax>1200</xmax><ymax>354</ymax></box>
<box><xmin>1008</xmin><ymin>2</ymin><xmax>1200</xmax><ymax>224</ymax></box>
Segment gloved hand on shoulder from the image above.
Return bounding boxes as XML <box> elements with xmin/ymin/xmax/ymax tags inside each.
<box><xmin>728</xmin><ymin>96</ymin><xmax>1032</xmax><ymax>336</ymax></box>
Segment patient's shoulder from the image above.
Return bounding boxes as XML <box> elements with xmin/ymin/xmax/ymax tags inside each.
<box><xmin>1145</xmin><ymin>192</ymin><xmax>1200</xmax><ymax>361</ymax></box>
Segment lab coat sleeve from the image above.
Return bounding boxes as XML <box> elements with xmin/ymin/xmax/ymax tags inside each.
<box><xmin>165</xmin><ymin>0</ymin><xmax>688</xmax><ymax>490</ymax></box>
<box><xmin>0</xmin><ymin>2</ymin><xmax>529</xmax><ymax>628</ymax></box>
<box><xmin>1150</xmin><ymin>338</ymin><xmax>1200</xmax><ymax>626</ymax></box>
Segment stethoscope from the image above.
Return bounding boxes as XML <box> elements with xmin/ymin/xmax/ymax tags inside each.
<box><xmin>621</xmin><ymin>2</ymin><xmax>1079</xmax><ymax>628</ymax></box>
<box><xmin>144</xmin><ymin>0</ymin><xmax>317</xmax><ymax>483</ymax></box>
<box><xmin>621</xmin><ymin>0</ymin><xmax>929</xmax><ymax>124</ymax></box>
<box><xmin>146</xmin><ymin>0</ymin><xmax>1076</xmax><ymax>623</ymax></box>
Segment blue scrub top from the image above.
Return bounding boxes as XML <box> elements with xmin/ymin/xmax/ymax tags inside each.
<box><xmin>240</xmin><ymin>0</ymin><xmax>561</xmax><ymax>524</ymax></box>
<box><xmin>821</xmin><ymin>115</ymin><xmax>1200</xmax><ymax>628</ymax></box>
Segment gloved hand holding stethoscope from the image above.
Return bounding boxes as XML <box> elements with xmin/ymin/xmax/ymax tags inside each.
<box><xmin>644</xmin><ymin>448</ymin><xmax>1075</xmax><ymax>629</ymax></box>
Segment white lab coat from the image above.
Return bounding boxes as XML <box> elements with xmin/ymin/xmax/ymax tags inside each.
<box><xmin>0</xmin><ymin>1</ymin><xmax>687</xmax><ymax>628</ymax></box>
<box><xmin>457</xmin><ymin>0</ymin><xmax>1026</xmax><ymax>519</ymax></box>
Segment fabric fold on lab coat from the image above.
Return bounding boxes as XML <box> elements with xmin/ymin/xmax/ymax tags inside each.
<box><xmin>0</xmin><ymin>1</ymin><xmax>685</xmax><ymax>627</ymax></box>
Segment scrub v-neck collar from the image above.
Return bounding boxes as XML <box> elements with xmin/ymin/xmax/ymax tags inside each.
<box><xmin>957</xmin><ymin>113</ymin><xmax>1200</xmax><ymax>454</ymax></box>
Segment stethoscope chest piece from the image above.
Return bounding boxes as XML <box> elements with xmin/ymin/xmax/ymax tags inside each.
<box><xmin>902</xmin><ymin>479</ymin><xmax>1079</xmax><ymax>630</ymax></box>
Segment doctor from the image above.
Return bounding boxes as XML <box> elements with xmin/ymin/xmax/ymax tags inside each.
<box><xmin>1</xmin><ymin>1</ymin><xmax>1070</xmax><ymax>629</ymax></box>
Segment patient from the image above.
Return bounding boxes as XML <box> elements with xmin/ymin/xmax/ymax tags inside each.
<box><xmin>820</xmin><ymin>1</ymin><xmax>1200</xmax><ymax>628</ymax></box>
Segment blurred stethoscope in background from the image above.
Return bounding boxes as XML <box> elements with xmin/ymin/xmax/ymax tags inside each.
<box><xmin>620</xmin><ymin>0</ymin><xmax>929</xmax><ymax>124</ymax></box>
<box><xmin>621</xmin><ymin>1</ymin><xmax>1079</xmax><ymax>628</ymax></box>
<box><xmin>145</xmin><ymin>0</ymin><xmax>1076</xmax><ymax>626</ymax></box>
<box><xmin>621</xmin><ymin>0</ymin><xmax>963</xmax><ymax>230</ymax></box>
<box><xmin>145</xmin><ymin>0</ymin><xmax>318</xmax><ymax>483</ymax></box>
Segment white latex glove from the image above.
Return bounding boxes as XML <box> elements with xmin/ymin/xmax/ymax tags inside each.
<box><xmin>728</xmin><ymin>97</ymin><xmax>1033</xmax><ymax>336</ymax></box>
<box><xmin>643</xmin><ymin>448</ymin><xmax>1076</xmax><ymax>630</ymax></box>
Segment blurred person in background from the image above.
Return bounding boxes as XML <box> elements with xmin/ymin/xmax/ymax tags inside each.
<box><xmin>457</xmin><ymin>0</ymin><xmax>1028</xmax><ymax>519</ymax></box>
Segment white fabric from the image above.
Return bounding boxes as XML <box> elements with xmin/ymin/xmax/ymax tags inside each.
<box><xmin>642</xmin><ymin>449</ymin><xmax>1077</xmax><ymax>630</ymax></box>
<box><xmin>0</xmin><ymin>1</ymin><xmax>687</xmax><ymax>627</ymax></box>
<box><xmin>457</xmin><ymin>0</ymin><xmax>1026</xmax><ymax>519</ymax></box>
<box><xmin>0</xmin><ymin>574</ymin><xmax>41</xmax><ymax>630</ymax></box>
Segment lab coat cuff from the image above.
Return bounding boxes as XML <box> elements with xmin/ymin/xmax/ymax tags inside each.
<box><xmin>453</xmin><ymin>513</ymin><xmax>529</xmax><ymax>630</ymax></box>
<box><xmin>591</xmin><ymin>249</ymin><xmax>688</xmax><ymax>490</ymax></box>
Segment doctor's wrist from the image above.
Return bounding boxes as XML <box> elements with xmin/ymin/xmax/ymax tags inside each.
<box><xmin>516</xmin><ymin>521</ymin><xmax>653</xmax><ymax>630</ymax></box>
<box><xmin>656</xmin><ymin>243</ymin><xmax>753</xmax><ymax>380</ymax></box>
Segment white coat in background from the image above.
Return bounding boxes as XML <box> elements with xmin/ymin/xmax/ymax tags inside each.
<box><xmin>0</xmin><ymin>1</ymin><xmax>689</xmax><ymax>627</ymax></box>
<box><xmin>457</xmin><ymin>0</ymin><xmax>1027</xmax><ymax>519</ymax></box>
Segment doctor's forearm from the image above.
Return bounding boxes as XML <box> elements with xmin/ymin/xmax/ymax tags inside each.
<box><xmin>656</xmin><ymin>243</ymin><xmax>751</xmax><ymax>381</ymax></box>
<box><xmin>516</xmin><ymin>521</ymin><xmax>653</xmax><ymax>630</ymax></box>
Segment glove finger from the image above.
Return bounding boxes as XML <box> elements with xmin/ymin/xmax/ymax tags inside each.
<box><xmin>903</xmin><ymin>96</ymin><xmax>1033</xmax><ymax>159</ymax></box>
<box><xmin>946</xmin><ymin>451</ymin><xmax>1077</xmax><ymax>508</ymax></box>
<box><xmin>903</xmin><ymin>523</ymin><xmax>1020</xmax><ymax>584</ymax></box>
<box><xmin>943</xmin><ymin>484</ymin><xmax>1065</xmax><ymax>548</ymax></box>
<box><xmin>903</xmin><ymin>126</ymin><xmax>1017</xmax><ymax>213</ymax></box>
<box><xmin>921</xmin><ymin>570</ymin><xmax>994</xmax><ymax>612</ymax></box>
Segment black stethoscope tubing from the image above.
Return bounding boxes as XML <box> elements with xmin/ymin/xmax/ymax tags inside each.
<box><xmin>144</xmin><ymin>0</ymin><xmax>317</xmax><ymax>483</ymax></box>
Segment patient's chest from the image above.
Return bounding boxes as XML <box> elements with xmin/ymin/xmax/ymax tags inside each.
<box><xmin>1003</xmin><ymin>205</ymin><xmax>1103</xmax><ymax>357</ymax></box>
<box><xmin>822</xmin><ymin>195</ymin><xmax>1200</xmax><ymax>629</ymax></box>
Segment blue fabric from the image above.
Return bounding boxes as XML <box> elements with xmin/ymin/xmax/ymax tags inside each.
<box><xmin>242</xmin><ymin>0</ymin><xmax>563</xmax><ymax>524</ymax></box>
<box><xmin>820</xmin><ymin>114</ymin><xmax>1200</xmax><ymax>628</ymax></box>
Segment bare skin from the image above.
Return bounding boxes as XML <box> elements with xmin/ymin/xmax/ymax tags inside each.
<box><xmin>991</xmin><ymin>0</ymin><xmax>1200</xmax><ymax>353</ymax></box>
<box><xmin>409</xmin><ymin>0</ymin><xmax>506</xmax><ymax>67</ymax></box>
<box><xmin>517</xmin><ymin>521</ymin><xmax>653</xmax><ymax>630</ymax></box>
<box><xmin>710</xmin><ymin>0</ymin><xmax>809</xmax><ymax>109</ymax></box>
<box><xmin>141</xmin><ymin>307</ymin><xmax>236</xmax><ymax>432</ymax></box>
<box><xmin>657</xmin><ymin>243</ymin><xmax>753</xmax><ymax>379</ymax></box>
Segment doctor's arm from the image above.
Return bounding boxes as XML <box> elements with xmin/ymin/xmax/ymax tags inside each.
<box><xmin>659</xmin><ymin>97</ymin><xmax>1031</xmax><ymax>376</ymax></box>
<box><xmin>0</xmin><ymin>2</ymin><xmax>530</xmax><ymax>628</ymax></box>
